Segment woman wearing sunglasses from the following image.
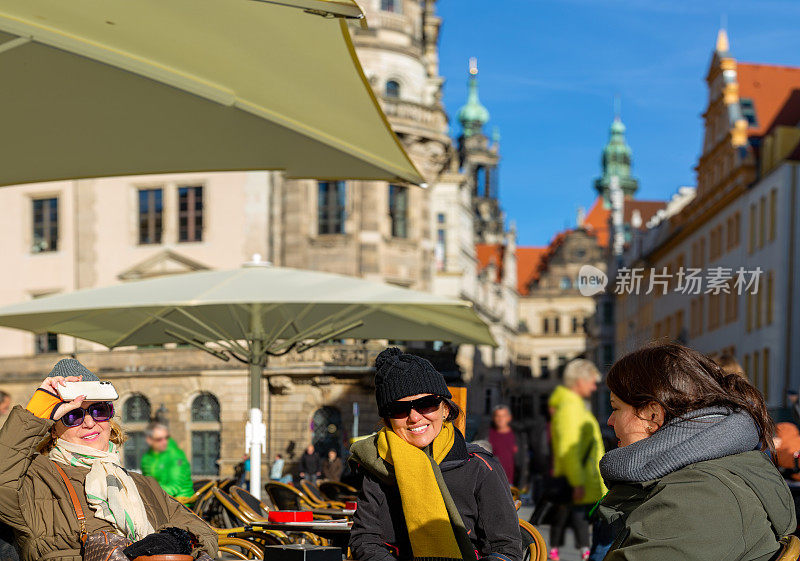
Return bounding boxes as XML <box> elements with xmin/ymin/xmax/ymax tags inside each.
<box><xmin>348</xmin><ymin>347</ymin><xmax>522</xmax><ymax>561</ymax></box>
<box><xmin>0</xmin><ymin>358</ymin><xmax>217</xmax><ymax>561</ymax></box>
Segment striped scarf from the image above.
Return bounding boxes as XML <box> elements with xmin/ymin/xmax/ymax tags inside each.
<box><xmin>49</xmin><ymin>439</ymin><xmax>155</xmax><ymax>541</ymax></box>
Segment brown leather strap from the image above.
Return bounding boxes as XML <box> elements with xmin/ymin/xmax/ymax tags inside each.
<box><xmin>52</xmin><ymin>461</ymin><xmax>88</xmax><ymax>544</ymax></box>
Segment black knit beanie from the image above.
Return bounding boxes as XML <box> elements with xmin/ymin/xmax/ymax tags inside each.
<box><xmin>374</xmin><ymin>347</ymin><xmax>451</xmax><ymax>416</ymax></box>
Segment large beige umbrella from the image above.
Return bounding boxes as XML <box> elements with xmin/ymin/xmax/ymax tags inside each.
<box><xmin>0</xmin><ymin>0</ymin><xmax>423</xmax><ymax>186</ymax></box>
<box><xmin>0</xmin><ymin>262</ymin><xmax>494</xmax><ymax>495</ymax></box>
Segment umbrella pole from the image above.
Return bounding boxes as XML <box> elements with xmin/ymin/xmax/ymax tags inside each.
<box><xmin>246</xmin><ymin>305</ymin><xmax>267</xmax><ymax>500</ymax></box>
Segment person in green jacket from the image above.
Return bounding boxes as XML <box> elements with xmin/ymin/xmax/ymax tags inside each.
<box><xmin>141</xmin><ymin>423</ymin><xmax>195</xmax><ymax>500</ymax></box>
<box><xmin>548</xmin><ymin>359</ymin><xmax>607</xmax><ymax>561</ymax></box>
<box><xmin>595</xmin><ymin>343</ymin><xmax>795</xmax><ymax>561</ymax></box>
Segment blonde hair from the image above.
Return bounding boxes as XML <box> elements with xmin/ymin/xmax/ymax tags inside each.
<box><xmin>39</xmin><ymin>419</ymin><xmax>127</xmax><ymax>454</ymax></box>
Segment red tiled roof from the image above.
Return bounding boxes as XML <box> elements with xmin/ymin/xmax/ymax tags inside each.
<box><xmin>515</xmin><ymin>246</ymin><xmax>547</xmax><ymax>295</ymax></box>
<box><xmin>582</xmin><ymin>196</ymin><xmax>666</xmax><ymax>248</ymax></box>
<box><xmin>738</xmin><ymin>63</ymin><xmax>800</xmax><ymax>137</ymax></box>
<box><xmin>476</xmin><ymin>243</ymin><xmax>505</xmax><ymax>284</ymax></box>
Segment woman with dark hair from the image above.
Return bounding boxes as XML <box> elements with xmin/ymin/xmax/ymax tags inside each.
<box><xmin>595</xmin><ymin>343</ymin><xmax>795</xmax><ymax>560</ymax></box>
<box><xmin>348</xmin><ymin>348</ymin><xmax>522</xmax><ymax>561</ymax></box>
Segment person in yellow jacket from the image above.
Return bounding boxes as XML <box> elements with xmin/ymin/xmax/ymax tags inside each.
<box><xmin>547</xmin><ymin>359</ymin><xmax>607</xmax><ymax>561</ymax></box>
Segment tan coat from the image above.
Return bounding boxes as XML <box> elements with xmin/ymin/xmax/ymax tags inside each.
<box><xmin>0</xmin><ymin>406</ymin><xmax>218</xmax><ymax>561</ymax></box>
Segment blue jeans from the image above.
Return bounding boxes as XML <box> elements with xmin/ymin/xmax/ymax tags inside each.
<box><xmin>589</xmin><ymin>518</ymin><xmax>615</xmax><ymax>561</ymax></box>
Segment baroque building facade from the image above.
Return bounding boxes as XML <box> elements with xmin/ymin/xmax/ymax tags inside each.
<box><xmin>0</xmin><ymin>0</ymin><xmax>517</xmax><ymax>477</ymax></box>
<box><xmin>613</xmin><ymin>30</ymin><xmax>800</xmax><ymax>410</ymax></box>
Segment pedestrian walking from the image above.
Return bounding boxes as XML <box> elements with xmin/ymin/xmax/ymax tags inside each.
<box><xmin>547</xmin><ymin>359</ymin><xmax>606</xmax><ymax>561</ymax></box>
<box><xmin>595</xmin><ymin>343</ymin><xmax>795</xmax><ymax>560</ymax></box>
<box><xmin>141</xmin><ymin>422</ymin><xmax>195</xmax><ymax>500</ymax></box>
<box><xmin>0</xmin><ymin>391</ymin><xmax>10</xmax><ymax>416</ymax></box>
<box><xmin>476</xmin><ymin>405</ymin><xmax>528</xmax><ymax>488</ymax></box>
<box><xmin>348</xmin><ymin>347</ymin><xmax>522</xmax><ymax>561</ymax></box>
<box><xmin>299</xmin><ymin>444</ymin><xmax>322</xmax><ymax>484</ymax></box>
<box><xmin>322</xmin><ymin>449</ymin><xmax>343</xmax><ymax>482</ymax></box>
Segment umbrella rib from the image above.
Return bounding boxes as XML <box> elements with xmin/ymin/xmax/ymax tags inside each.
<box><xmin>268</xmin><ymin>305</ymin><xmax>371</xmax><ymax>353</ymax></box>
<box><xmin>163</xmin><ymin>330</ymin><xmax>230</xmax><ymax>362</ymax></box>
<box><xmin>294</xmin><ymin>319</ymin><xmax>365</xmax><ymax>353</ymax></box>
<box><xmin>145</xmin><ymin>312</ymin><xmax>242</xmax><ymax>356</ymax></box>
<box><xmin>174</xmin><ymin>308</ymin><xmax>250</xmax><ymax>356</ymax></box>
<box><xmin>108</xmin><ymin>309</ymin><xmax>172</xmax><ymax>348</ymax></box>
<box><xmin>262</xmin><ymin>303</ymin><xmax>315</xmax><ymax>348</ymax></box>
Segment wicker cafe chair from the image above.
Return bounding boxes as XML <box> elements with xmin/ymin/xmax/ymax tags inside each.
<box><xmin>177</xmin><ymin>480</ymin><xmax>215</xmax><ymax>506</ymax></box>
<box><xmin>518</xmin><ymin>519</ymin><xmax>547</xmax><ymax>561</ymax></box>
<box><xmin>193</xmin><ymin>478</ymin><xmax>214</xmax><ymax>492</ymax></box>
<box><xmin>299</xmin><ymin>480</ymin><xmax>347</xmax><ymax>508</ymax></box>
<box><xmin>218</xmin><ymin>537</ymin><xmax>265</xmax><ymax>560</ymax></box>
<box><xmin>775</xmin><ymin>535</ymin><xmax>800</xmax><ymax>561</ymax></box>
<box><xmin>219</xmin><ymin>487</ymin><xmax>326</xmax><ymax>546</ymax></box>
<box><xmin>318</xmin><ymin>480</ymin><xmax>358</xmax><ymax>502</ymax></box>
<box><xmin>265</xmin><ymin>482</ymin><xmax>314</xmax><ymax>511</ymax></box>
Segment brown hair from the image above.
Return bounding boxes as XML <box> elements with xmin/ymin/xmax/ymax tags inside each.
<box><xmin>607</xmin><ymin>343</ymin><xmax>774</xmax><ymax>455</ymax></box>
<box><xmin>39</xmin><ymin>420</ymin><xmax>128</xmax><ymax>454</ymax></box>
<box><xmin>715</xmin><ymin>353</ymin><xmax>745</xmax><ymax>377</ymax></box>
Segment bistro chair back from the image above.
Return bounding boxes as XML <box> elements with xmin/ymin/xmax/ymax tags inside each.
<box><xmin>230</xmin><ymin>486</ymin><xmax>271</xmax><ymax>519</ymax></box>
<box><xmin>265</xmin><ymin>482</ymin><xmax>309</xmax><ymax>511</ymax></box>
<box><xmin>775</xmin><ymin>535</ymin><xmax>800</xmax><ymax>561</ymax></box>
<box><xmin>518</xmin><ymin>519</ymin><xmax>547</xmax><ymax>561</ymax></box>
<box><xmin>217</xmin><ymin>537</ymin><xmax>265</xmax><ymax>560</ymax></box>
<box><xmin>318</xmin><ymin>480</ymin><xmax>358</xmax><ymax>502</ymax></box>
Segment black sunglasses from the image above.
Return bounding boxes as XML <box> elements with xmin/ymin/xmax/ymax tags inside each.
<box><xmin>384</xmin><ymin>395</ymin><xmax>444</xmax><ymax>419</ymax></box>
<box><xmin>59</xmin><ymin>402</ymin><xmax>115</xmax><ymax>428</ymax></box>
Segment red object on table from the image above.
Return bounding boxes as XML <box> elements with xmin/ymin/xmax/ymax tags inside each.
<box><xmin>268</xmin><ymin>510</ymin><xmax>314</xmax><ymax>523</ymax></box>
<box><xmin>345</xmin><ymin>501</ymin><xmax>357</xmax><ymax>511</ymax></box>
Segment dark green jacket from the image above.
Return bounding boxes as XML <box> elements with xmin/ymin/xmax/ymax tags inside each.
<box><xmin>141</xmin><ymin>438</ymin><xmax>195</xmax><ymax>499</ymax></box>
<box><xmin>597</xmin><ymin>450</ymin><xmax>795</xmax><ymax>561</ymax></box>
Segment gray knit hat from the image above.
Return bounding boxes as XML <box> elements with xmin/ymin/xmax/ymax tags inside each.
<box><xmin>47</xmin><ymin>358</ymin><xmax>100</xmax><ymax>381</ymax></box>
<box><xmin>374</xmin><ymin>347</ymin><xmax>451</xmax><ymax>416</ymax></box>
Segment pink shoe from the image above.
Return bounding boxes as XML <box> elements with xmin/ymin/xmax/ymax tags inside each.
<box><xmin>581</xmin><ymin>547</ymin><xmax>591</xmax><ymax>560</ymax></box>
<box><xmin>547</xmin><ymin>548</ymin><xmax>560</xmax><ymax>561</ymax></box>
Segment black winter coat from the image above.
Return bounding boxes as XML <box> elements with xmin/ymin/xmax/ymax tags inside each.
<box><xmin>299</xmin><ymin>452</ymin><xmax>321</xmax><ymax>476</ymax></box>
<box><xmin>348</xmin><ymin>434</ymin><xmax>523</xmax><ymax>561</ymax></box>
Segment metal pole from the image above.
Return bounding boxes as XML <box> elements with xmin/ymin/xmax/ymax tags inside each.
<box><xmin>246</xmin><ymin>303</ymin><xmax>267</xmax><ymax>499</ymax></box>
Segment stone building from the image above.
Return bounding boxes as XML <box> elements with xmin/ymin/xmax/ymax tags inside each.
<box><xmin>0</xmin><ymin>0</ymin><xmax>517</xmax><ymax>478</ymax></box>
<box><xmin>613</xmin><ymin>30</ymin><xmax>800</xmax><ymax>409</ymax></box>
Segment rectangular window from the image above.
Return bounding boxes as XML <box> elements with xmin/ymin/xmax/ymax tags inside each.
<box><xmin>746</xmin><ymin>292</ymin><xmax>753</xmax><ymax>332</ymax></box>
<box><xmin>758</xmin><ymin>196</ymin><xmax>766</xmax><ymax>249</ymax></box>
<box><xmin>34</xmin><ymin>332</ymin><xmax>58</xmax><ymax>354</ymax></box>
<box><xmin>602</xmin><ymin>344</ymin><xmax>614</xmax><ymax>368</ymax></box>
<box><xmin>665</xmin><ymin>316</ymin><xmax>673</xmax><ymax>339</ymax></box>
<box><xmin>557</xmin><ymin>355</ymin><xmax>567</xmax><ymax>371</ymax></box>
<box><xmin>138</xmin><ymin>188</ymin><xmax>163</xmax><ymax>245</ymax></box>
<box><xmin>767</xmin><ymin>271</ymin><xmax>774</xmax><ymax>325</ymax></box>
<box><xmin>436</xmin><ymin>228</ymin><xmax>447</xmax><ymax>271</ymax></box>
<box><xmin>389</xmin><ymin>184</ymin><xmax>409</xmax><ymax>238</ymax></box>
<box><xmin>756</xmin><ymin>283</ymin><xmax>763</xmax><ymax>330</ymax></box>
<box><xmin>191</xmin><ymin>431</ymin><xmax>220</xmax><ymax>476</ymax></box>
<box><xmin>178</xmin><ymin>186</ymin><xmax>203</xmax><ymax>242</ymax></box>
<box><xmin>749</xmin><ymin>204</ymin><xmax>756</xmax><ymax>254</ymax></box>
<box><xmin>676</xmin><ymin>310</ymin><xmax>684</xmax><ymax>339</ymax></box>
<box><xmin>32</xmin><ymin>197</ymin><xmax>58</xmax><ymax>253</ymax></box>
<box><xmin>124</xmin><ymin>432</ymin><xmax>147</xmax><ymax>471</ymax></box>
<box><xmin>317</xmin><ymin>181</ymin><xmax>346</xmax><ymax>235</ymax></box>
<box><xmin>381</xmin><ymin>0</ymin><xmax>401</xmax><ymax>12</ymax></box>
<box><xmin>539</xmin><ymin>356</ymin><xmax>550</xmax><ymax>378</ymax></box>
<box><xmin>553</xmin><ymin>316</ymin><xmax>560</xmax><ymax>334</ymax></box>
<box><xmin>763</xmin><ymin>348</ymin><xmax>770</xmax><ymax>401</ymax></box>
<box><xmin>602</xmin><ymin>301</ymin><xmax>613</xmax><ymax>325</ymax></box>
<box><xmin>572</xmin><ymin>316</ymin><xmax>581</xmax><ymax>334</ymax></box>
<box><xmin>542</xmin><ymin>318</ymin><xmax>550</xmax><ymax>334</ymax></box>
<box><xmin>437</xmin><ymin>213</ymin><xmax>446</xmax><ymax>224</ymax></box>
<box><xmin>698</xmin><ymin>295</ymin><xmax>704</xmax><ymax>334</ymax></box>
<box><xmin>744</xmin><ymin>354</ymin><xmax>751</xmax><ymax>380</ymax></box>
<box><xmin>699</xmin><ymin>238</ymin><xmax>706</xmax><ymax>267</ymax></box>
<box><xmin>753</xmin><ymin>350</ymin><xmax>761</xmax><ymax>397</ymax></box>
<box><xmin>734</xmin><ymin>212</ymin><xmax>741</xmax><ymax>247</ymax></box>
<box><xmin>769</xmin><ymin>189</ymin><xmax>777</xmax><ymax>242</ymax></box>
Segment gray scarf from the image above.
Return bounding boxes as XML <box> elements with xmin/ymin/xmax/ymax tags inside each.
<box><xmin>600</xmin><ymin>406</ymin><xmax>760</xmax><ymax>484</ymax></box>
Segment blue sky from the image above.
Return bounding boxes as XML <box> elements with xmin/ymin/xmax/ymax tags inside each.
<box><xmin>435</xmin><ymin>0</ymin><xmax>800</xmax><ymax>247</ymax></box>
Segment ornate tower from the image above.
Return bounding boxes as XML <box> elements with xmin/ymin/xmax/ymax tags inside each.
<box><xmin>457</xmin><ymin>58</ymin><xmax>504</xmax><ymax>244</ymax></box>
<box><xmin>594</xmin><ymin>107</ymin><xmax>639</xmax><ymax>203</ymax></box>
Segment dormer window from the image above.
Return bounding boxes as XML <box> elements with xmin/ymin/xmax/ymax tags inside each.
<box><xmin>740</xmin><ymin>98</ymin><xmax>758</xmax><ymax>127</ymax></box>
<box><xmin>381</xmin><ymin>0</ymin><xmax>401</xmax><ymax>13</ymax></box>
<box><xmin>385</xmin><ymin>80</ymin><xmax>400</xmax><ymax>99</ymax></box>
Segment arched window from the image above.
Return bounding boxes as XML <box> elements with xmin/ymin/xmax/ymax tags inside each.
<box><xmin>385</xmin><ymin>80</ymin><xmax>400</xmax><ymax>99</ymax></box>
<box><xmin>311</xmin><ymin>406</ymin><xmax>343</xmax><ymax>457</ymax></box>
<box><xmin>122</xmin><ymin>394</ymin><xmax>151</xmax><ymax>471</ymax></box>
<box><xmin>190</xmin><ymin>393</ymin><xmax>220</xmax><ymax>476</ymax></box>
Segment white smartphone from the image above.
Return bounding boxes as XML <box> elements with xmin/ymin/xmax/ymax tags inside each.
<box><xmin>57</xmin><ymin>381</ymin><xmax>119</xmax><ymax>401</ymax></box>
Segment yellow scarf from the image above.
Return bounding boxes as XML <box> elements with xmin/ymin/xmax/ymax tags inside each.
<box><xmin>376</xmin><ymin>422</ymin><xmax>464</xmax><ymax>560</ymax></box>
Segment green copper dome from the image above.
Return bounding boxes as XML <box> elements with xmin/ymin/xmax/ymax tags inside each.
<box><xmin>457</xmin><ymin>71</ymin><xmax>490</xmax><ymax>138</ymax></box>
<box><xmin>595</xmin><ymin>117</ymin><xmax>638</xmax><ymax>200</ymax></box>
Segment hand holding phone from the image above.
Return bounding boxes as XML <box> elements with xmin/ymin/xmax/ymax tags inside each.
<box><xmin>57</xmin><ymin>381</ymin><xmax>119</xmax><ymax>402</ymax></box>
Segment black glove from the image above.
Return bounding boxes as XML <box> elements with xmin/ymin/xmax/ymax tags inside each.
<box><xmin>122</xmin><ymin>527</ymin><xmax>193</xmax><ymax>558</ymax></box>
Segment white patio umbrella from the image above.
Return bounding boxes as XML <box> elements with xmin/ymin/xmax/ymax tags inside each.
<box><xmin>0</xmin><ymin>262</ymin><xmax>495</xmax><ymax>496</ymax></box>
<box><xmin>0</xmin><ymin>0</ymin><xmax>423</xmax><ymax>186</ymax></box>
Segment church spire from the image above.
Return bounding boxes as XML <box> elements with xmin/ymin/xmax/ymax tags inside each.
<box><xmin>716</xmin><ymin>27</ymin><xmax>730</xmax><ymax>54</ymax></box>
<box><xmin>457</xmin><ymin>57</ymin><xmax>490</xmax><ymax>138</ymax></box>
<box><xmin>594</xmin><ymin>99</ymin><xmax>639</xmax><ymax>201</ymax></box>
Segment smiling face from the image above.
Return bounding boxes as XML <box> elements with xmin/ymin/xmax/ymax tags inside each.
<box><xmin>387</xmin><ymin>393</ymin><xmax>449</xmax><ymax>449</ymax></box>
<box><xmin>53</xmin><ymin>400</ymin><xmax>112</xmax><ymax>451</ymax></box>
<box><xmin>607</xmin><ymin>392</ymin><xmax>664</xmax><ymax>447</ymax></box>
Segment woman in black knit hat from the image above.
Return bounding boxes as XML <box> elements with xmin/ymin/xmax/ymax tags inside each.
<box><xmin>348</xmin><ymin>347</ymin><xmax>522</xmax><ymax>561</ymax></box>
